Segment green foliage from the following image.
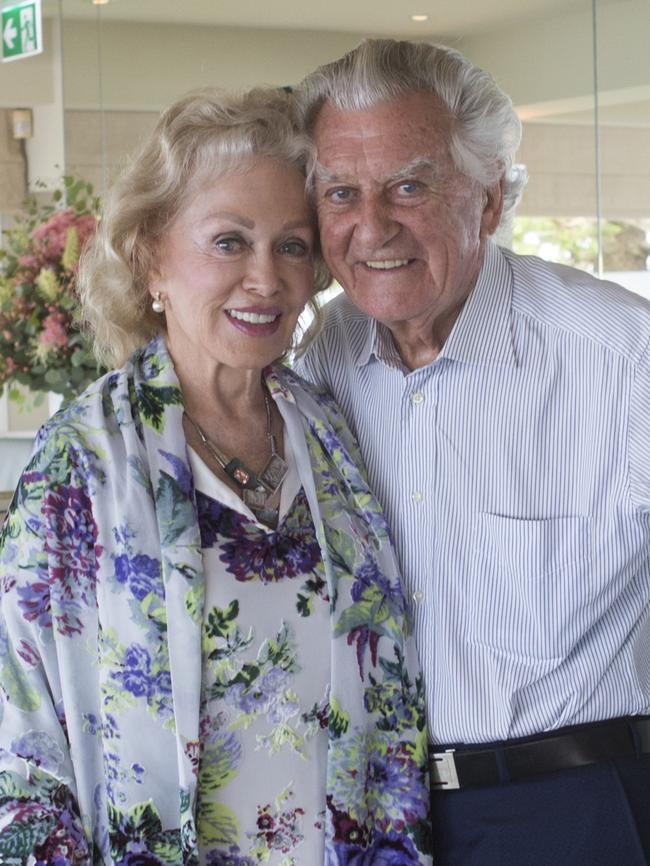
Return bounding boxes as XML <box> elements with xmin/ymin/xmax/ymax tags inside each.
<box><xmin>512</xmin><ymin>217</ymin><xmax>650</xmax><ymax>273</ymax></box>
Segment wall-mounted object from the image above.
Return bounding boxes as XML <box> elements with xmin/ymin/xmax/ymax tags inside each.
<box><xmin>11</xmin><ymin>107</ymin><xmax>32</xmax><ymax>139</ymax></box>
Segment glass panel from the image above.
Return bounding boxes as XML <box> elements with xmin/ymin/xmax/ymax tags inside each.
<box><xmin>502</xmin><ymin>0</ymin><xmax>599</xmax><ymax>267</ymax></box>
<box><xmin>596</xmin><ymin>0</ymin><xmax>650</xmax><ymax>299</ymax></box>
<box><xmin>1</xmin><ymin>0</ymin><xmax>620</xmax><ymax>485</ymax></box>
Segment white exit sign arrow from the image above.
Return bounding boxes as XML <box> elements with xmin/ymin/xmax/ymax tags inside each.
<box><xmin>3</xmin><ymin>16</ymin><xmax>17</xmax><ymax>50</ymax></box>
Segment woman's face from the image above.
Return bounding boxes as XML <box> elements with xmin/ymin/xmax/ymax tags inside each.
<box><xmin>150</xmin><ymin>157</ymin><xmax>314</xmax><ymax>379</ymax></box>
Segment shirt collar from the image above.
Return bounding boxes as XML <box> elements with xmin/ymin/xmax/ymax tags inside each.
<box><xmin>356</xmin><ymin>317</ymin><xmax>404</xmax><ymax>370</ymax></box>
<box><xmin>354</xmin><ymin>240</ymin><xmax>517</xmax><ymax>370</ymax></box>
<box><xmin>441</xmin><ymin>240</ymin><xmax>517</xmax><ymax>366</ymax></box>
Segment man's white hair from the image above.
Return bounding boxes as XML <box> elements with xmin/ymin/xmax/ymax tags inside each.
<box><xmin>296</xmin><ymin>39</ymin><xmax>527</xmax><ymax>224</ymax></box>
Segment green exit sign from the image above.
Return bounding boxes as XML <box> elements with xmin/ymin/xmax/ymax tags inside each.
<box><xmin>2</xmin><ymin>0</ymin><xmax>42</xmax><ymax>62</ymax></box>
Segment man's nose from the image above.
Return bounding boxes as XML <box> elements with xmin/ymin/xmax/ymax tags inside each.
<box><xmin>242</xmin><ymin>252</ymin><xmax>282</xmax><ymax>296</ymax></box>
<box><xmin>353</xmin><ymin>196</ymin><xmax>400</xmax><ymax>248</ymax></box>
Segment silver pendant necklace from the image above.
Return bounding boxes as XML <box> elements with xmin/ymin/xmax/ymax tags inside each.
<box><xmin>184</xmin><ymin>391</ymin><xmax>288</xmax><ymax>525</ymax></box>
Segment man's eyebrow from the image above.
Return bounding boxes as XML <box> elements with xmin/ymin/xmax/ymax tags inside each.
<box><xmin>313</xmin><ymin>156</ymin><xmax>442</xmax><ymax>186</ymax></box>
<box><xmin>314</xmin><ymin>163</ymin><xmax>345</xmax><ymax>184</ymax></box>
<box><xmin>387</xmin><ymin>157</ymin><xmax>439</xmax><ymax>183</ymax></box>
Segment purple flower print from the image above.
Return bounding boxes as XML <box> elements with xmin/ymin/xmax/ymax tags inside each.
<box><xmin>351</xmin><ymin>558</ymin><xmax>401</xmax><ymax>606</ymax></box>
<box><xmin>124</xmin><ymin>643</ymin><xmax>151</xmax><ymax>671</ymax></box>
<box><xmin>114</xmin><ymin>643</ymin><xmax>154</xmax><ymax>698</ymax></box>
<box><xmin>114</xmin><ymin>554</ymin><xmax>130</xmax><ymax>584</ymax></box>
<box><xmin>333</xmin><ymin>834</ymin><xmax>421</xmax><ymax>866</ymax></box>
<box><xmin>17</xmin><ymin>578</ymin><xmax>52</xmax><ymax>630</ymax></box>
<box><xmin>38</xmin><ymin>482</ymin><xmax>103</xmax><ymax>635</ymax></box>
<box><xmin>42</xmin><ymin>484</ymin><xmax>102</xmax><ymax>583</ymax></box>
<box><xmin>196</xmin><ymin>488</ymin><xmax>321</xmax><ymax>584</ymax></box>
<box><xmin>32</xmin><ymin>792</ymin><xmax>92</xmax><ymax>866</ymax></box>
<box><xmin>129</xmin><ymin>556</ymin><xmax>161</xmax><ymax>599</ymax></box>
<box><xmin>122</xmin><ymin>669</ymin><xmax>151</xmax><ymax>698</ymax></box>
<box><xmin>206</xmin><ymin>847</ymin><xmax>256</xmax><ymax>866</ymax></box>
<box><xmin>115</xmin><ymin>855</ymin><xmax>165</xmax><ymax>866</ymax></box>
<box><xmin>224</xmin><ymin>667</ymin><xmax>294</xmax><ymax>720</ymax></box>
<box><xmin>11</xmin><ymin>730</ymin><xmax>64</xmax><ymax>773</ymax></box>
<box><xmin>154</xmin><ymin>669</ymin><xmax>172</xmax><ymax>695</ymax></box>
<box><xmin>114</xmin><ymin>553</ymin><xmax>161</xmax><ymax>600</ymax></box>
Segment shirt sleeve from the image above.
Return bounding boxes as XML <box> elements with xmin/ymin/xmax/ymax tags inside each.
<box><xmin>0</xmin><ymin>435</ymin><xmax>93</xmax><ymax>863</ymax></box>
<box><xmin>629</xmin><ymin>335</ymin><xmax>650</xmax><ymax>513</ymax></box>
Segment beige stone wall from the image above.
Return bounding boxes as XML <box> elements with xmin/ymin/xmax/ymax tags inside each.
<box><xmin>517</xmin><ymin>123</ymin><xmax>650</xmax><ymax>219</ymax></box>
<box><xmin>64</xmin><ymin>109</ymin><xmax>158</xmax><ymax>194</ymax></box>
<box><xmin>0</xmin><ymin>111</ymin><xmax>27</xmax><ymax>213</ymax></box>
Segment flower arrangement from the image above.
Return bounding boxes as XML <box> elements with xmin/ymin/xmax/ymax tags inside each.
<box><xmin>0</xmin><ymin>176</ymin><xmax>103</xmax><ymax>405</ymax></box>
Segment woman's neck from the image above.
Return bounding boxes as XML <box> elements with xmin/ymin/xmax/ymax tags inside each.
<box><xmin>171</xmin><ymin>350</ymin><xmax>267</xmax><ymax>424</ymax></box>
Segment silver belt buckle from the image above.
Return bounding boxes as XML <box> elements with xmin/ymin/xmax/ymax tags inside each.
<box><xmin>430</xmin><ymin>748</ymin><xmax>460</xmax><ymax>790</ymax></box>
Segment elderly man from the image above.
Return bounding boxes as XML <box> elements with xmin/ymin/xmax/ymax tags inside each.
<box><xmin>295</xmin><ymin>39</ymin><xmax>650</xmax><ymax>866</ymax></box>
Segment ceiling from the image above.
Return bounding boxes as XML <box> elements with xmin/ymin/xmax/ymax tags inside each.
<box><xmin>55</xmin><ymin>0</ymin><xmax>591</xmax><ymax>40</ymax></box>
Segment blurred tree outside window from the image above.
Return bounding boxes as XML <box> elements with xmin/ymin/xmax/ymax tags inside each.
<box><xmin>512</xmin><ymin>217</ymin><xmax>650</xmax><ymax>301</ymax></box>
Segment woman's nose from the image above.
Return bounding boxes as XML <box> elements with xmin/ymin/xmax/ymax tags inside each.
<box><xmin>241</xmin><ymin>252</ymin><xmax>282</xmax><ymax>296</ymax></box>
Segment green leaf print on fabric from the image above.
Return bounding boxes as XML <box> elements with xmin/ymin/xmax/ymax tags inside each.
<box><xmin>205</xmin><ymin>599</ymin><xmax>240</xmax><ymax>641</ymax></box>
<box><xmin>0</xmin><ymin>627</ymin><xmax>40</xmax><ymax>712</ymax></box>
<box><xmin>328</xmin><ymin>696</ymin><xmax>350</xmax><ymax>738</ymax></box>
<box><xmin>108</xmin><ymin>798</ymin><xmax>184</xmax><ymax>864</ymax></box>
<box><xmin>156</xmin><ymin>471</ymin><xmax>196</xmax><ymax>546</ymax></box>
<box><xmin>295</xmin><ymin>572</ymin><xmax>328</xmax><ymax>618</ymax></box>
<box><xmin>185</xmin><ymin>583</ymin><xmax>203</xmax><ymax>623</ymax></box>
<box><xmin>197</xmin><ymin>799</ymin><xmax>240</xmax><ymax>848</ymax></box>
<box><xmin>0</xmin><ymin>769</ymin><xmax>91</xmax><ymax>863</ymax></box>
<box><xmin>136</xmin><ymin>382</ymin><xmax>183</xmax><ymax>433</ymax></box>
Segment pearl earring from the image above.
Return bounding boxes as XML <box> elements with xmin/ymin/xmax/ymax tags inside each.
<box><xmin>152</xmin><ymin>292</ymin><xmax>165</xmax><ymax>314</ymax></box>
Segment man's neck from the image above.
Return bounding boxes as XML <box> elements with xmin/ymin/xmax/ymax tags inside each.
<box><xmin>387</xmin><ymin>299</ymin><xmax>465</xmax><ymax>371</ymax></box>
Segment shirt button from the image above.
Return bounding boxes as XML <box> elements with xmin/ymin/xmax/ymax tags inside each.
<box><xmin>410</xmin><ymin>391</ymin><xmax>425</xmax><ymax>405</ymax></box>
<box><xmin>413</xmin><ymin>590</ymin><xmax>424</xmax><ymax>603</ymax></box>
<box><xmin>411</xmin><ymin>490</ymin><xmax>424</xmax><ymax>503</ymax></box>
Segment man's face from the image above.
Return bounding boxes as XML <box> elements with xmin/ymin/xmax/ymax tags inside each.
<box><xmin>312</xmin><ymin>91</ymin><xmax>503</xmax><ymax>345</ymax></box>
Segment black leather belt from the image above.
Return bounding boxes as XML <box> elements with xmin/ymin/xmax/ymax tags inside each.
<box><xmin>430</xmin><ymin>716</ymin><xmax>650</xmax><ymax>791</ymax></box>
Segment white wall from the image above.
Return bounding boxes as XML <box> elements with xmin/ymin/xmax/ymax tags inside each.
<box><xmin>61</xmin><ymin>21</ymin><xmax>363</xmax><ymax>110</ymax></box>
<box><xmin>459</xmin><ymin>0</ymin><xmax>650</xmax><ymax>115</ymax></box>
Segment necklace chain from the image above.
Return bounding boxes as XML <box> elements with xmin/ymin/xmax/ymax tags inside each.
<box><xmin>184</xmin><ymin>392</ymin><xmax>288</xmax><ymax>525</ymax></box>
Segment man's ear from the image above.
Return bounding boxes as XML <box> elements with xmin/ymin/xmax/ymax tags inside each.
<box><xmin>480</xmin><ymin>176</ymin><xmax>505</xmax><ymax>238</ymax></box>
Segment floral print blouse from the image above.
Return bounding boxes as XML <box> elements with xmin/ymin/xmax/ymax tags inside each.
<box><xmin>0</xmin><ymin>337</ymin><xmax>433</xmax><ymax>865</ymax></box>
<box><xmin>192</xmin><ymin>443</ymin><xmax>330</xmax><ymax>864</ymax></box>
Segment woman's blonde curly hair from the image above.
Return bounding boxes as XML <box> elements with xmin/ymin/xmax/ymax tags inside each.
<box><xmin>78</xmin><ymin>87</ymin><xmax>330</xmax><ymax>368</ymax></box>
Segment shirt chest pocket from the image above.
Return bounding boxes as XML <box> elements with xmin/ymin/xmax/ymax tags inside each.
<box><xmin>469</xmin><ymin>513</ymin><xmax>592</xmax><ymax>661</ymax></box>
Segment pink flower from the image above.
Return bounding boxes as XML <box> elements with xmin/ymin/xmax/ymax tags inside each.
<box><xmin>39</xmin><ymin>312</ymin><xmax>68</xmax><ymax>348</ymax></box>
<box><xmin>31</xmin><ymin>209</ymin><xmax>97</xmax><ymax>262</ymax></box>
<box><xmin>5</xmin><ymin>357</ymin><xmax>16</xmax><ymax>372</ymax></box>
<box><xmin>18</xmin><ymin>254</ymin><xmax>39</xmax><ymax>270</ymax></box>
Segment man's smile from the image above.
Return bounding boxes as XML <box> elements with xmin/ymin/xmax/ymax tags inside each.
<box><xmin>362</xmin><ymin>258</ymin><xmax>414</xmax><ymax>270</ymax></box>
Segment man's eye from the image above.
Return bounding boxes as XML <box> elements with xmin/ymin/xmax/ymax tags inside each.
<box><xmin>214</xmin><ymin>236</ymin><xmax>244</xmax><ymax>253</ymax></box>
<box><xmin>326</xmin><ymin>188</ymin><xmax>354</xmax><ymax>203</ymax></box>
<box><xmin>396</xmin><ymin>181</ymin><xmax>423</xmax><ymax>195</ymax></box>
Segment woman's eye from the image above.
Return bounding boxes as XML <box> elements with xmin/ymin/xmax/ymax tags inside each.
<box><xmin>214</xmin><ymin>236</ymin><xmax>244</xmax><ymax>253</ymax></box>
<box><xmin>279</xmin><ymin>239</ymin><xmax>310</xmax><ymax>257</ymax></box>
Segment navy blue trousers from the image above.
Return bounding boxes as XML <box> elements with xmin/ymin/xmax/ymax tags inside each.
<box><xmin>430</xmin><ymin>754</ymin><xmax>650</xmax><ymax>865</ymax></box>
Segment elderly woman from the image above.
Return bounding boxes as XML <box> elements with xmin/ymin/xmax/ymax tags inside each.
<box><xmin>0</xmin><ymin>89</ymin><xmax>432</xmax><ymax>865</ymax></box>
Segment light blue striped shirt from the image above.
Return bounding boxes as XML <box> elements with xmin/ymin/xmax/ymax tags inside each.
<box><xmin>296</xmin><ymin>241</ymin><xmax>650</xmax><ymax>744</ymax></box>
